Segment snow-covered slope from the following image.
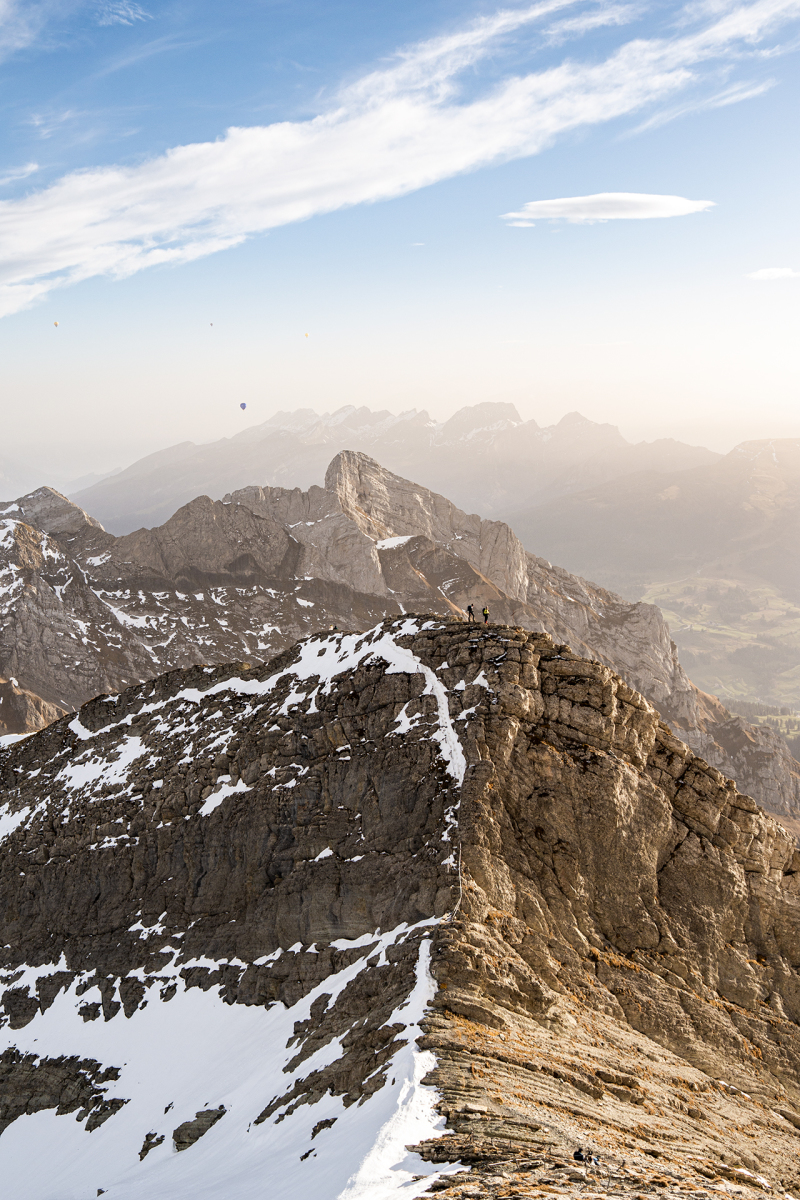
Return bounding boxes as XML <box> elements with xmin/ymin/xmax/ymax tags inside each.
<box><xmin>0</xmin><ymin>618</ymin><xmax>471</xmax><ymax>1199</ymax></box>
<box><xmin>3</xmin><ymin>617</ymin><xmax>800</xmax><ymax>1198</ymax></box>
<box><xmin>1</xmin><ymin>925</ymin><xmax>449</xmax><ymax>1200</ymax></box>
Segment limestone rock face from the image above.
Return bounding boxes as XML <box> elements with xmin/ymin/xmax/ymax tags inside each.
<box><xmin>325</xmin><ymin>450</ymin><xmax>530</xmax><ymax>602</ymax></box>
<box><xmin>1</xmin><ymin>455</ymin><xmax>798</xmax><ymax>820</ymax></box>
<box><xmin>11</xmin><ymin>486</ymin><xmax>103</xmax><ymax>537</ymax></box>
<box><xmin>0</xmin><ymin>617</ymin><xmax>799</xmax><ymax>1197</ymax></box>
<box><xmin>0</xmin><ymin>678</ymin><xmax>65</xmax><ymax>736</ymax></box>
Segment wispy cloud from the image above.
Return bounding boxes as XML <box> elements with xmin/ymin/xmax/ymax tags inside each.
<box><xmin>746</xmin><ymin>266</ymin><xmax>799</xmax><ymax>279</ymax></box>
<box><xmin>502</xmin><ymin>191</ymin><xmax>715</xmax><ymax>224</ymax></box>
<box><xmin>544</xmin><ymin>3</ymin><xmax>643</xmax><ymax>44</ymax></box>
<box><xmin>629</xmin><ymin>76</ymin><xmax>775</xmax><ymax>132</ymax></box>
<box><xmin>92</xmin><ymin>32</ymin><xmax>214</xmax><ymax>78</ymax></box>
<box><xmin>27</xmin><ymin>109</ymin><xmax>83</xmax><ymax>139</ymax></box>
<box><xmin>0</xmin><ymin>1</ymin><xmax>148</xmax><ymax>62</ymax></box>
<box><xmin>0</xmin><ymin>0</ymin><xmax>797</xmax><ymax>316</ymax></box>
<box><xmin>96</xmin><ymin>2</ymin><xmax>150</xmax><ymax>25</ymax></box>
<box><xmin>0</xmin><ymin>162</ymin><xmax>38</xmax><ymax>187</ymax></box>
<box><xmin>0</xmin><ymin>0</ymin><xmax>66</xmax><ymax>61</ymax></box>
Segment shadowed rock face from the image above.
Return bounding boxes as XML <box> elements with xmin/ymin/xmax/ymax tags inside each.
<box><xmin>0</xmin><ymin>618</ymin><xmax>799</xmax><ymax>1197</ymax></box>
<box><xmin>1</xmin><ymin>458</ymin><xmax>799</xmax><ymax>821</ymax></box>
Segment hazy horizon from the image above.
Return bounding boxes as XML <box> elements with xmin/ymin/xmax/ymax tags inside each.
<box><xmin>1</xmin><ymin>0</ymin><xmax>798</xmax><ymax>482</ymax></box>
<box><xmin>1</xmin><ymin>397</ymin><xmax>794</xmax><ymax>497</ymax></box>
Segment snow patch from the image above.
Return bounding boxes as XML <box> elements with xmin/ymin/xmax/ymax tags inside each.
<box><xmin>0</xmin><ymin>803</ymin><xmax>32</xmax><ymax>843</ymax></box>
<box><xmin>59</xmin><ymin>734</ymin><xmax>147</xmax><ymax>799</ymax></box>
<box><xmin>0</xmin><ymin>731</ymin><xmax>32</xmax><ymax>749</ymax></box>
<box><xmin>198</xmin><ymin>776</ymin><xmax>251</xmax><ymax>816</ymax></box>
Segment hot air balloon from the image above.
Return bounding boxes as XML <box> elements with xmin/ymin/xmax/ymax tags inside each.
<box><xmin>305</xmin><ymin>333</ymin><xmax>308</xmax><ymax>337</ymax></box>
<box><xmin>53</xmin><ymin>321</ymin><xmax>59</xmax><ymax>327</ymax></box>
<box><xmin>240</xmin><ymin>403</ymin><xmax>247</xmax><ymax>410</ymax></box>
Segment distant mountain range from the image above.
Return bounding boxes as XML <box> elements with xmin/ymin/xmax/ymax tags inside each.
<box><xmin>69</xmin><ymin>402</ymin><xmax>719</xmax><ymax>535</ymax></box>
<box><xmin>505</xmin><ymin>439</ymin><xmax>800</xmax><ymax>710</ymax></box>
<box><xmin>66</xmin><ymin>403</ymin><xmax>800</xmax><ymax>711</ymax></box>
<box><xmin>2</xmin><ymin>451</ymin><xmax>799</xmax><ymax>825</ymax></box>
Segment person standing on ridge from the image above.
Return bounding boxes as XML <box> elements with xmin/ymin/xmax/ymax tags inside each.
<box><xmin>482</xmin><ymin>606</ymin><xmax>489</xmax><ymax>624</ymax></box>
<box><xmin>466</xmin><ymin>604</ymin><xmax>475</xmax><ymax>622</ymax></box>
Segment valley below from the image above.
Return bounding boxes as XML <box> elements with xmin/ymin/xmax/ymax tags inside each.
<box><xmin>642</xmin><ymin>576</ymin><xmax>800</xmax><ymax>719</ymax></box>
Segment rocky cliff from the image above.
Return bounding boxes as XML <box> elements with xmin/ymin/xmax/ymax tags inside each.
<box><xmin>1</xmin><ymin>617</ymin><xmax>799</xmax><ymax>1198</ymax></box>
<box><xmin>2</xmin><ymin>453</ymin><xmax>799</xmax><ymax>820</ymax></box>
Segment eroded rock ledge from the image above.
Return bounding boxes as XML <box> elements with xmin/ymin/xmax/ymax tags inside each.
<box><xmin>0</xmin><ymin>616</ymin><xmax>798</xmax><ymax>1196</ymax></box>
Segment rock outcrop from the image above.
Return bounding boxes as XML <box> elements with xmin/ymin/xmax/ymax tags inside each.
<box><xmin>0</xmin><ymin>677</ymin><xmax>65</xmax><ymax>736</ymax></box>
<box><xmin>0</xmin><ymin>617</ymin><xmax>799</xmax><ymax>1197</ymax></box>
<box><xmin>2</xmin><ymin>460</ymin><xmax>799</xmax><ymax>822</ymax></box>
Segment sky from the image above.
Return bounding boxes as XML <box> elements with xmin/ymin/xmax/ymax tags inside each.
<box><xmin>0</xmin><ymin>0</ymin><xmax>798</xmax><ymax>487</ymax></box>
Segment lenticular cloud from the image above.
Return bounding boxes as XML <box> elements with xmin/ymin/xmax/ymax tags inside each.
<box><xmin>745</xmin><ymin>267</ymin><xmax>799</xmax><ymax>280</ymax></box>
<box><xmin>502</xmin><ymin>192</ymin><xmax>715</xmax><ymax>225</ymax></box>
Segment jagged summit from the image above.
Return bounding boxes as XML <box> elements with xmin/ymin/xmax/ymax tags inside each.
<box><xmin>435</xmin><ymin>402</ymin><xmax>522</xmax><ymax>442</ymax></box>
<box><xmin>1</xmin><ymin>452</ymin><xmax>799</xmax><ymax>823</ymax></box>
<box><xmin>1</xmin><ymin>616</ymin><xmax>799</xmax><ymax>1197</ymax></box>
<box><xmin>1</xmin><ymin>486</ymin><xmax>103</xmax><ymax>536</ymax></box>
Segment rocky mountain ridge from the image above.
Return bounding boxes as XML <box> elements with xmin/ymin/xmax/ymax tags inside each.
<box><xmin>2</xmin><ymin>451</ymin><xmax>799</xmax><ymax>822</ymax></box>
<box><xmin>69</xmin><ymin>403</ymin><xmax>719</xmax><ymax>535</ymax></box>
<box><xmin>1</xmin><ymin>617</ymin><xmax>799</xmax><ymax>1197</ymax></box>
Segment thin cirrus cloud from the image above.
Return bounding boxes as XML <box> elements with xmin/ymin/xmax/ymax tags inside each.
<box><xmin>0</xmin><ymin>0</ymin><xmax>798</xmax><ymax>317</ymax></box>
<box><xmin>628</xmin><ymin>77</ymin><xmax>776</xmax><ymax>134</ymax></box>
<box><xmin>746</xmin><ymin>267</ymin><xmax>799</xmax><ymax>279</ymax></box>
<box><xmin>543</xmin><ymin>3</ymin><xmax>643</xmax><ymax>44</ymax></box>
<box><xmin>0</xmin><ymin>163</ymin><xmax>39</xmax><ymax>188</ymax></box>
<box><xmin>96</xmin><ymin>2</ymin><xmax>150</xmax><ymax>26</ymax></box>
<box><xmin>0</xmin><ymin>1</ymin><xmax>62</xmax><ymax>59</ymax></box>
<box><xmin>0</xmin><ymin>1</ymin><xmax>145</xmax><ymax>62</ymax></box>
<box><xmin>502</xmin><ymin>192</ymin><xmax>715</xmax><ymax>225</ymax></box>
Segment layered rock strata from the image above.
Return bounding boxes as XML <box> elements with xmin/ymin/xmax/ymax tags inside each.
<box><xmin>1</xmin><ymin>454</ymin><xmax>798</xmax><ymax>821</ymax></box>
<box><xmin>0</xmin><ymin>618</ymin><xmax>799</xmax><ymax>1197</ymax></box>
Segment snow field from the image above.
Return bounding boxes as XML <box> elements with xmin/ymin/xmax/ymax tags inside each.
<box><xmin>0</xmin><ymin>923</ymin><xmax>460</xmax><ymax>1200</ymax></box>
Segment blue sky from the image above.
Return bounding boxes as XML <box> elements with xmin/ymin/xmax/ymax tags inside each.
<box><xmin>0</xmin><ymin>0</ymin><xmax>798</xmax><ymax>483</ymax></box>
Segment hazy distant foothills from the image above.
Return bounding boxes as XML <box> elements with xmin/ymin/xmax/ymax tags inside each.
<box><xmin>68</xmin><ymin>403</ymin><xmax>719</xmax><ymax>535</ymax></box>
<box><xmin>64</xmin><ymin>403</ymin><xmax>800</xmax><ymax>717</ymax></box>
<box><xmin>505</xmin><ymin>439</ymin><xmax>800</xmax><ymax>718</ymax></box>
